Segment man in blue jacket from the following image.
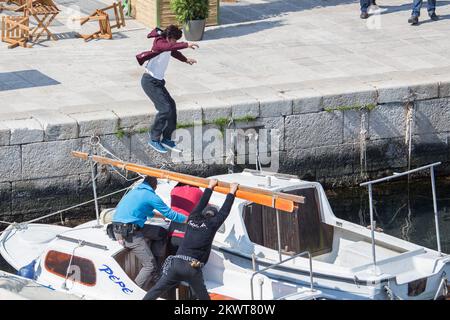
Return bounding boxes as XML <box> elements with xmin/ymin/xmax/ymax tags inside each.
<box><xmin>112</xmin><ymin>176</ymin><xmax>187</xmax><ymax>289</ymax></box>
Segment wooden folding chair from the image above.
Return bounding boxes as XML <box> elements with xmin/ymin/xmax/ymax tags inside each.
<box><xmin>77</xmin><ymin>1</ymin><xmax>125</xmax><ymax>42</ymax></box>
<box><xmin>1</xmin><ymin>15</ymin><xmax>31</xmax><ymax>48</ymax></box>
<box><xmin>8</xmin><ymin>0</ymin><xmax>27</xmax><ymax>5</ymax></box>
<box><xmin>0</xmin><ymin>0</ymin><xmax>33</xmax><ymax>12</ymax></box>
<box><xmin>25</xmin><ymin>0</ymin><xmax>60</xmax><ymax>41</ymax></box>
<box><xmin>0</xmin><ymin>0</ymin><xmax>22</xmax><ymax>12</ymax></box>
<box><xmin>78</xmin><ymin>9</ymin><xmax>112</xmax><ymax>41</ymax></box>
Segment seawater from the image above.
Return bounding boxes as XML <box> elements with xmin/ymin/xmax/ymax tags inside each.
<box><xmin>326</xmin><ymin>176</ymin><xmax>450</xmax><ymax>254</ymax></box>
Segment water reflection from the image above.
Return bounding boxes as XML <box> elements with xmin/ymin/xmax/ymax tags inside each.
<box><xmin>326</xmin><ymin>177</ymin><xmax>450</xmax><ymax>254</ymax></box>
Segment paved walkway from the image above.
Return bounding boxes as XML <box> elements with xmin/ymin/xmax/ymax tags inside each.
<box><xmin>1</xmin><ymin>0</ymin><xmax>450</xmax><ymax>116</ymax></box>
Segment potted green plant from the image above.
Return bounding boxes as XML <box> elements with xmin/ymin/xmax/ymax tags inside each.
<box><xmin>170</xmin><ymin>0</ymin><xmax>209</xmax><ymax>41</ymax></box>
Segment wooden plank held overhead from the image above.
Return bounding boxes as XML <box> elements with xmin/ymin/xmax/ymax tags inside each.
<box><xmin>71</xmin><ymin>151</ymin><xmax>305</xmax><ymax>213</ymax></box>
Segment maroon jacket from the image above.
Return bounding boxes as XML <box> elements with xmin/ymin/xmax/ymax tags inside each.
<box><xmin>136</xmin><ymin>28</ymin><xmax>189</xmax><ymax>65</ymax></box>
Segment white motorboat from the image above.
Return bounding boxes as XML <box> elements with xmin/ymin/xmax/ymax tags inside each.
<box><xmin>0</xmin><ymin>156</ymin><xmax>448</xmax><ymax>300</ymax></box>
<box><xmin>0</xmin><ymin>270</ymin><xmax>83</xmax><ymax>300</ymax></box>
<box><xmin>0</xmin><ymin>216</ymin><xmax>322</xmax><ymax>300</ymax></box>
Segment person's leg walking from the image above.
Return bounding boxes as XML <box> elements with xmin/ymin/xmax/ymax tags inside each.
<box><xmin>411</xmin><ymin>0</ymin><xmax>423</xmax><ymax>17</ymax></box>
<box><xmin>427</xmin><ymin>0</ymin><xmax>436</xmax><ymax>13</ymax></box>
<box><xmin>360</xmin><ymin>0</ymin><xmax>370</xmax><ymax>12</ymax></box>
<box><xmin>427</xmin><ymin>0</ymin><xmax>437</xmax><ymax>18</ymax></box>
<box><xmin>360</xmin><ymin>0</ymin><xmax>370</xmax><ymax>18</ymax></box>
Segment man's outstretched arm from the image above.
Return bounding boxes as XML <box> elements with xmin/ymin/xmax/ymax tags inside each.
<box><xmin>190</xmin><ymin>179</ymin><xmax>218</xmax><ymax>216</ymax></box>
<box><xmin>152</xmin><ymin>194</ymin><xmax>186</xmax><ymax>223</ymax></box>
<box><xmin>210</xmin><ymin>183</ymin><xmax>239</xmax><ymax>227</ymax></box>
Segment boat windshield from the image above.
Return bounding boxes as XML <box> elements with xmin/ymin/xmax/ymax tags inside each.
<box><xmin>243</xmin><ymin>187</ymin><xmax>334</xmax><ymax>257</ymax></box>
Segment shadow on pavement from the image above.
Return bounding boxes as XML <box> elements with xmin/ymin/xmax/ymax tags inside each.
<box><xmin>219</xmin><ymin>0</ymin><xmax>357</xmax><ymax>25</ymax></box>
<box><xmin>416</xmin><ymin>13</ymin><xmax>450</xmax><ymax>25</ymax></box>
<box><xmin>204</xmin><ymin>19</ymin><xmax>285</xmax><ymax>40</ymax></box>
<box><xmin>0</xmin><ymin>70</ymin><xmax>60</xmax><ymax>92</ymax></box>
<box><xmin>375</xmin><ymin>1</ymin><xmax>450</xmax><ymax>15</ymax></box>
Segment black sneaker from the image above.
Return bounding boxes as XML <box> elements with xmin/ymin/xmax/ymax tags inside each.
<box><xmin>360</xmin><ymin>12</ymin><xmax>369</xmax><ymax>19</ymax></box>
<box><xmin>429</xmin><ymin>13</ymin><xmax>439</xmax><ymax>21</ymax></box>
<box><xmin>408</xmin><ymin>16</ymin><xmax>419</xmax><ymax>25</ymax></box>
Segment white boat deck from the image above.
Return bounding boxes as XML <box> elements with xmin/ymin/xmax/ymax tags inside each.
<box><xmin>333</xmin><ymin>240</ymin><xmax>399</xmax><ymax>268</ymax></box>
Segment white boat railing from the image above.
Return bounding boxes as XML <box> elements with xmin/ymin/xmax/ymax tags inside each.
<box><xmin>360</xmin><ymin>162</ymin><xmax>443</xmax><ymax>274</ymax></box>
<box><xmin>56</xmin><ymin>235</ymin><xmax>109</xmax><ymax>251</ymax></box>
<box><xmin>250</xmin><ymin>250</ymin><xmax>314</xmax><ymax>300</ymax></box>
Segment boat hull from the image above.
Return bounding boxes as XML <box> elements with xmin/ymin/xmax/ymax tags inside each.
<box><xmin>209</xmin><ymin>246</ymin><xmax>450</xmax><ymax>300</ymax></box>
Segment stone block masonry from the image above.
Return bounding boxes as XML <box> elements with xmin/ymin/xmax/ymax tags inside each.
<box><xmin>1</xmin><ymin>77</ymin><xmax>450</xmax><ymax>219</ymax></box>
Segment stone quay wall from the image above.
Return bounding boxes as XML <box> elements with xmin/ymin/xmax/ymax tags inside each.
<box><xmin>1</xmin><ymin>75</ymin><xmax>450</xmax><ymax>221</ymax></box>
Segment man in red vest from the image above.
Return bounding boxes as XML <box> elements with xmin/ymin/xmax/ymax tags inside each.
<box><xmin>168</xmin><ymin>183</ymin><xmax>204</xmax><ymax>255</ymax></box>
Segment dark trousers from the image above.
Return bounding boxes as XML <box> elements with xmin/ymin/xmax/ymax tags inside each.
<box><xmin>141</xmin><ymin>73</ymin><xmax>177</xmax><ymax>142</ymax></box>
<box><xmin>412</xmin><ymin>0</ymin><xmax>436</xmax><ymax>16</ymax></box>
<box><xmin>143</xmin><ymin>258</ymin><xmax>210</xmax><ymax>300</ymax></box>
<box><xmin>360</xmin><ymin>0</ymin><xmax>371</xmax><ymax>12</ymax></box>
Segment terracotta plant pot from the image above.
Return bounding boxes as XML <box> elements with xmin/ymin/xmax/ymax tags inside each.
<box><xmin>183</xmin><ymin>19</ymin><xmax>206</xmax><ymax>41</ymax></box>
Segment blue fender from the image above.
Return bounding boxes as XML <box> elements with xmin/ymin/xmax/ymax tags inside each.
<box><xmin>17</xmin><ymin>260</ymin><xmax>36</xmax><ymax>280</ymax></box>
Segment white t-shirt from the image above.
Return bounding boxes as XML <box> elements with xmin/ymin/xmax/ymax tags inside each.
<box><xmin>145</xmin><ymin>51</ymin><xmax>171</xmax><ymax>80</ymax></box>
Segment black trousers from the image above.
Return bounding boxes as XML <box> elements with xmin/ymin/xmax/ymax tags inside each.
<box><xmin>142</xmin><ymin>258</ymin><xmax>210</xmax><ymax>300</ymax></box>
<box><xmin>141</xmin><ymin>73</ymin><xmax>177</xmax><ymax>142</ymax></box>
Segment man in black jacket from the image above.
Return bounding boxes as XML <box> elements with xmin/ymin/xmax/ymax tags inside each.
<box><xmin>143</xmin><ymin>179</ymin><xmax>239</xmax><ymax>300</ymax></box>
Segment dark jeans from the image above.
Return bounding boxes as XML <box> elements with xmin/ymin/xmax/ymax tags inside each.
<box><xmin>143</xmin><ymin>258</ymin><xmax>210</xmax><ymax>300</ymax></box>
<box><xmin>361</xmin><ymin>0</ymin><xmax>371</xmax><ymax>12</ymax></box>
<box><xmin>114</xmin><ymin>224</ymin><xmax>167</xmax><ymax>288</ymax></box>
<box><xmin>141</xmin><ymin>73</ymin><xmax>177</xmax><ymax>142</ymax></box>
<box><xmin>412</xmin><ymin>0</ymin><xmax>436</xmax><ymax>16</ymax></box>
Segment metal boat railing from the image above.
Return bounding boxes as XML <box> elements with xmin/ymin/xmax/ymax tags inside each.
<box><xmin>250</xmin><ymin>250</ymin><xmax>314</xmax><ymax>300</ymax></box>
<box><xmin>360</xmin><ymin>162</ymin><xmax>443</xmax><ymax>274</ymax></box>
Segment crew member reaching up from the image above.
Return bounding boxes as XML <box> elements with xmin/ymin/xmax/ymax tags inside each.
<box><xmin>143</xmin><ymin>179</ymin><xmax>239</xmax><ymax>300</ymax></box>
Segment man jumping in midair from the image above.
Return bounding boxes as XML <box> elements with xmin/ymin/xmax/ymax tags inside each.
<box><xmin>142</xmin><ymin>25</ymin><xmax>198</xmax><ymax>154</ymax></box>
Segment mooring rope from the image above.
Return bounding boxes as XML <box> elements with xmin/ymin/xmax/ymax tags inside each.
<box><xmin>91</xmin><ymin>135</ymin><xmax>144</xmax><ymax>183</ymax></box>
<box><xmin>0</xmin><ymin>185</ymin><xmax>132</xmax><ymax>237</ymax></box>
<box><xmin>0</xmin><ymin>135</ymin><xmax>156</xmax><ymax>234</ymax></box>
<box><xmin>0</xmin><ymin>184</ymin><xmax>134</xmax><ymax>235</ymax></box>
<box><xmin>25</xmin><ymin>186</ymin><xmax>131</xmax><ymax>225</ymax></box>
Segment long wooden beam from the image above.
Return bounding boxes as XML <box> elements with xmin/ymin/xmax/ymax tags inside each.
<box><xmin>72</xmin><ymin>151</ymin><xmax>304</xmax><ymax>213</ymax></box>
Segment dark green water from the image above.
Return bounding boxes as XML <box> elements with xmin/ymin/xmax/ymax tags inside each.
<box><xmin>326</xmin><ymin>177</ymin><xmax>450</xmax><ymax>254</ymax></box>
